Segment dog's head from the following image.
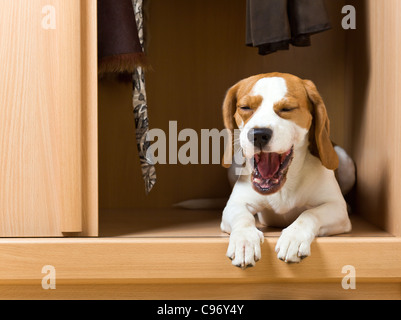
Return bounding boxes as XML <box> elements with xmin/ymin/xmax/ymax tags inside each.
<box><xmin>222</xmin><ymin>73</ymin><xmax>338</xmax><ymax>195</ymax></box>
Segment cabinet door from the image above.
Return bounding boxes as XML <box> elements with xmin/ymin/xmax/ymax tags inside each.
<box><xmin>0</xmin><ymin>0</ymin><xmax>98</xmax><ymax>236</ymax></box>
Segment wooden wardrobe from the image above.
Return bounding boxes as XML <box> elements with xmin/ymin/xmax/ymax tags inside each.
<box><xmin>0</xmin><ymin>0</ymin><xmax>401</xmax><ymax>299</ymax></box>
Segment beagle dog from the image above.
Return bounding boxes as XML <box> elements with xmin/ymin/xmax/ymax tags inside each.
<box><xmin>221</xmin><ymin>72</ymin><xmax>354</xmax><ymax>267</ymax></box>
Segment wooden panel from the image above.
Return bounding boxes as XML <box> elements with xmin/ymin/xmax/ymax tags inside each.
<box><xmin>80</xmin><ymin>0</ymin><xmax>99</xmax><ymax>237</ymax></box>
<box><xmin>99</xmin><ymin>0</ymin><xmax>347</xmax><ymax>210</ymax></box>
<box><xmin>2</xmin><ymin>282</ymin><xmax>401</xmax><ymax>300</ymax></box>
<box><xmin>99</xmin><ymin>209</ymin><xmax>390</xmax><ymax>238</ymax></box>
<box><xmin>345</xmin><ymin>0</ymin><xmax>401</xmax><ymax>236</ymax></box>
<box><xmin>0</xmin><ymin>237</ymin><xmax>400</xmax><ymax>283</ymax></box>
<box><xmin>0</xmin><ymin>0</ymin><xmax>98</xmax><ymax>236</ymax></box>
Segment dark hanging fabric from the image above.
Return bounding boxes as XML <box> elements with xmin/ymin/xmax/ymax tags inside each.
<box><xmin>98</xmin><ymin>0</ymin><xmax>148</xmax><ymax>76</ymax></box>
<box><xmin>131</xmin><ymin>0</ymin><xmax>156</xmax><ymax>194</ymax></box>
<box><xmin>98</xmin><ymin>0</ymin><xmax>156</xmax><ymax>194</ymax></box>
<box><xmin>246</xmin><ymin>0</ymin><xmax>331</xmax><ymax>55</ymax></box>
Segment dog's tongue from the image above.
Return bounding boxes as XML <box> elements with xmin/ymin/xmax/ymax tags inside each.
<box><xmin>255</xmin><ymin>153</ymin><xmax>280</xmax><ymax>179</ymax></box>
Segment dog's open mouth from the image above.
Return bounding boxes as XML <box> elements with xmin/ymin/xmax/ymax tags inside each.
<box><xmin>251</xmin><ymin>147</ymin><xmax>294</xmax><ymax>195</ymax></box>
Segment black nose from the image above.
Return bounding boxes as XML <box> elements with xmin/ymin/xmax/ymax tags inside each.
<box><xmin>248</xmin><ymin>128</ymin><xmax>273</xmax><ymax>147</ymax></box>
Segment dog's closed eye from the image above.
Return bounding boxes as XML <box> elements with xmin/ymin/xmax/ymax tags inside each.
<box><xmin>279</xmin><ymin>107</ymin><xmax>299</xmax><ymax>113</ymax></box>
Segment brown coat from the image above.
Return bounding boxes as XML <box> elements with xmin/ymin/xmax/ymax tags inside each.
<box><xmin>246</xmin><ymin>0</ymin><xmax>331</xmax><ymax>55</ymax></box>
<box><xmin>98</xmin><ymin>0</ymin><xmax>148</xmax><ymax>76</ymax></box>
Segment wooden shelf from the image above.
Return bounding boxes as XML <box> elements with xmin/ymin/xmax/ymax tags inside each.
<box><xmin>99</xmin><ymin>208</ymin><xmax>392</xmax><ymax>238</ymax></box>
<box><xmin>1</xmin><ymin>236</ymin><xmax>401</xmax><ymax>299</ymax></box>
<box><xmin>0</xmin><ymin>208</ymin><xmax>399</xmax><ymax>299</ymax></box>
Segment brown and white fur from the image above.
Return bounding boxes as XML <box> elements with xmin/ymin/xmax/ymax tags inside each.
<box><xmin>221</xmin><ymin>73</ymin><xmax>353</xmax><ymax>267</ymax></box>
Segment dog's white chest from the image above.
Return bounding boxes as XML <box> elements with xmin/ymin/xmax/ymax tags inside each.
<box><xmin>257</xmin><ymin>205</ymin><xmax>309</xmax><ymax>228</ymax></box>
<box><xmin>247</xmin><ymin>190</ymin><xmax>309</xmax><ymax>228</ymax></box>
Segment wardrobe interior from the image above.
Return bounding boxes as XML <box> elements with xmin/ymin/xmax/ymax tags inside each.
<box><xmin>98</xmin><ymin>0</ymin><xmax>401</xmax><ymax>238</ymax></box>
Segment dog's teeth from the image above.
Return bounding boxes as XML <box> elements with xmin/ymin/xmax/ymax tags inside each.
<box><xmin>254</xmin><ymin>178</ymin><xmax>262</xmax><ymax>184</ymax></box>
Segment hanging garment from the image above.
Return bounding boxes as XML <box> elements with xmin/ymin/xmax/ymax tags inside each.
<box><xmin>98</xmin><ymin>0</ymin><xmax>156</xmax><ymax>194</ymax></box>
<box><xmin>98</xmin><ymin>0</ymin><xmax>148</xmax><ymax>75</ymax></box>
<box><xmin>132</xmin><ymin>0</ymin><xmax>156</xmax><ymax>194</ymax></box>
<box><xmin>246</xmin><ymin>0</ymin><xmax>331</xmax><ymax>55</ymax></box>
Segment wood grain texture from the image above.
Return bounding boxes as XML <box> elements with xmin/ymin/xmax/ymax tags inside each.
<box><xmin>2</xmin><ymin>282</ymin><xmax>401</xmax><ymax>300</ymax></box>
<box><xmin>99</xmin><ymin>209</ymin><xmax>390</xmax><ymax>238</ymax></box>
<box><xmin>0</xmin><ymin>0</ymin><xmax>98</xmax><ymax>236</ymax></box>
<box><xmin>345</xmin><ymin>0</ymin><xmax>401</xmax><ymax>236</ymax></box>
<box><xmin>79</xmin><ymin>0</ymin><xmax>99</xmax><ymax>237</ymax></box>
<box><xmin>98</xmin><ymin>0</ymin><xmax>347</xmax><ymax>210</ymax></box>
<box><xmin>0</xmin><ymin>237</ymin><xmax>400</xmax><ymax>283</ymax></box>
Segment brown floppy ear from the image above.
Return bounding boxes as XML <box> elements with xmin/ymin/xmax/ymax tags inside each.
<box><xmin>303</xmin><ymin>80</ymin><xmax>339</xmax><ymax>170</ymax></box>
<box><xmin>222</xmin><ymin>83</ymin><xmax>240</xmax><ymax>168</ymax></box>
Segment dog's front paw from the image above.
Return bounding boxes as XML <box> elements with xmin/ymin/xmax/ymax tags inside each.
<box><xmin>226</xmin><ymin>227</ymin><xmax>264</xmax><ymax>269</ymax></box>
<box><xmin>275</xmin><ymin>226</ymin><xmax>315</xmax><ymax>263</ymax></box>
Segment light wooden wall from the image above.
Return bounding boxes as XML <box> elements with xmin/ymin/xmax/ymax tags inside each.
<box><xmin>99</xmin><ymin>0</ymin><xmax>347</xmax><ymax>209</ymax></box>
<box><xmin>0</xmin><ymin>0</ymin><xmax>98</xmax><ymax>236</ymax></box>
<box><xmin>345</xmin><ymin>0</ymin><xmax>401</xmax><ymax>236</ymax></box>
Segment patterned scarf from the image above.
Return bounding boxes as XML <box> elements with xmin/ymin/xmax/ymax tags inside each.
<box><xmin>132</xmin><ymin>0</ymin><xmax>156</xmax><ymax>194</ymax></box>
